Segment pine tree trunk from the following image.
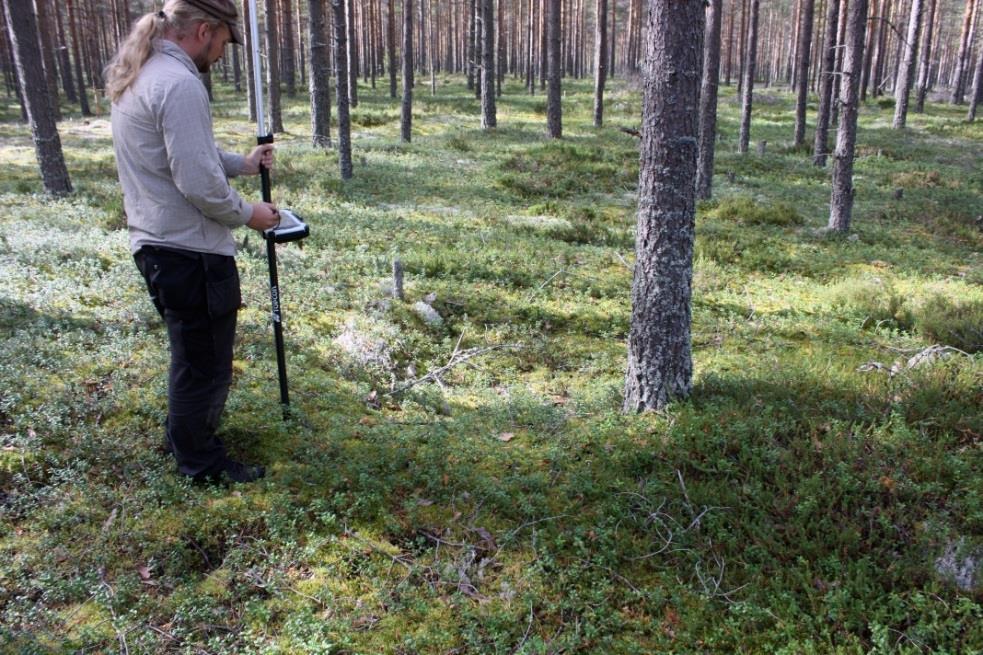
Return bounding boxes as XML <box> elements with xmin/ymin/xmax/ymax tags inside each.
<box><xmin>860</xmin><ymin>0</ymin><xmax>877</xmax><ymax>100</ymax></box>
<box><xmin>968</xmin><ymin>48</ymin><xmax>983</xmax><ymax>120</ymax></box>
<box><xmin>3</xmin><ymin>0</ymin><xmax>71</xmax><ymax>194</ymax></box>
<box><xmin>794</xmin><ymin>0</ymin><xmax>815</xmax><ymax>146</ymax></box>
<box><xmin>737</xmin><ymin>0</ymin><xmax>759</xmax><ymax>153</ymax></box>
<box><xmin>281</xmin><ymin>0</ymin><xmax>296</xmax><ymax>95</ymax></box>
<box><xmin>309</xmin><ymin>0</ymin><xmax>332</xmax><ymax>147</ymax></box>
<box><xmin>346</xmin><ymin>0</ymin><xmax>359</xmax><ymax>107</ymax></box>
<box><xmin>55</xmin><ymin>5</ymin><xmax>77</xmax><ymax>104</ymax></box>
<box><xmin>951</xmin><ymin>0</ymin><xmax>977</xmax><ymax>103</ymax></box>
<box><xmin>67</xmin><ymin>0</ymin><xmax>91</xmax><ymax>115</ymax></box>
<box><xmin>871</xmin><ymin>0</ymin><xmax>890</xmax><ymax>96</ymax></box>
<box><xmin>623</xmin><ymin>0</ymin><xmax>704</xmax><ymax>414</ymax></box>
<box><xmin>401</xmin><ymin>0</ymin><xmax>414</xmax><ymax>142</ymax></box>
<box><xmin>831</xmin><ymin>0</ymin><xmax>848</xmax><ymax>125</ymax></box>
<box><xmin>466</xmin><ymin>0</ymin><xmax>476</xmax><ymax>88</ymax></box>
<box><xmin>593</xmin><ymin>0</ymin><xmax>607</xmax><ymax>127</ymax></box>
<box><xmin>34</xmin><ymin>0</ymin><xmax>60</xmax><ymax>120</ymax></box>
<box><xmin>546</xmin><ymin>0</ymin><xmax>561</xmax><ymax>137</ymax></box>
<box><xmin>332</xmin><ymin>0</ymin><xmax>353</xmax><ymax>178</ymax></box>
<box><xmin>696</xmin><ymin>0</ymin><xmax>722</xmax><ymax>199</ymax></box>
<box><xmin>387</xmin><ymin>0</ymin><xmax>397</xmax><ymax>97</ymax></box>
<box><xmin>725</xmin><ymin>0</ymin><xmax>735</xmax><ymax>84</ymax></box>
<box><xmin>233</xmin><ymin>41</ymin><xmax>242</xmax><ymax>92</ymax></box>
<box><xmin>480</xmin><ymin>0</ymin><xmax>496</xmax><ymax>127</ymax></box>
<box><xmin>828</xmin><ymin>0</ymin><xmax>869</xmax><ymax>233</ymax></box>
<box><xmin>265</xmin><ymin>0</ymin><xmax>285</xmax><ymax>132</ymax></box>
<box><xmin>813</xmin><ymin>0</ymin><xmax>840</xmax><ymax>165</ymax></box>
<box><xmin>893</xmin><ymin>0</ymin><xmax>923</xmax><ymax>127</ymax></box>
<box><xmin>914</xmin><ymin>0</ymin><xmax>937</xmax><ymax>112</ymax></box>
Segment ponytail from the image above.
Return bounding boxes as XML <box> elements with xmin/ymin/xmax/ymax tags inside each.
<box><xmin>104</xmin><ymin>11</ymin><xmax>168</xmax><ymax>103</ymax></box>
<box><xmin>104</xmin><ymin>0</ymin><xmax>225</xmax><ymax>103</ymax></box>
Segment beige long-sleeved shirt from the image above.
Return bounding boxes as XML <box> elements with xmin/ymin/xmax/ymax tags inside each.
<box><xmin>111</xmin><ymin>40</ymin><xmax>253</xmax><ymax>256</ymax></box>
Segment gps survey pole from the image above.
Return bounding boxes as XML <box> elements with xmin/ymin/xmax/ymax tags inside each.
<box><xmin>248</xmin><ymin>0</ymin><xmax>290</xmax><ymax>416</ymax></box>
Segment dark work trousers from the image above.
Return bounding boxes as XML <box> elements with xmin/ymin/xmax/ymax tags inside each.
<box><xmin>134</xmin><ymin>246</ymin><xmax>241</xmax><ymax>478</ymax></box>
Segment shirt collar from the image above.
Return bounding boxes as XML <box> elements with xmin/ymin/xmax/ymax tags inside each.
<box><xmin>155</xmin><ymin>39</ymin><xmax>200</xmax><ymax>77</ymax></box>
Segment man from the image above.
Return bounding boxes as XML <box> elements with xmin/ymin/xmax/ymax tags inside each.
<box><xmin>106</xmin><ymin>0</ymin><xmax>279</xmax><ymax>483</ymax></box>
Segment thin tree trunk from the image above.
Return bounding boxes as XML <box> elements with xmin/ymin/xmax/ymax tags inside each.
<box><xmin>831</xmin><ymin>0</ymin><xmax>848</xmax><ymax>125</ymax></box>
<box><xmin>387</xmin><ymin>0</ymin><xmax>396</xmax><ymax>97</ymax></box>
<box><xmin>243</xmin><ymin>0</ymin><xmax>257</xmax><ymax>120</ymax></box>
<box><xmin>593</xmin><ymin>0</ymin><xmax>607</xmax><ymax>126</ymax></box>
<box><xmin>55</xmin><ymin>4</ymin><xmax>77</xmax><ymax>104</ymax></box>
<box><xmin>281</xmin><ymin>0</ymin><xmax>296</xmax><ymax>95</ymax></box>
<box><xmin>893</xmin><ymin>0</ymin><xmax>923</xmax><ymax>127</ymax></box>
<box><xmin>309</xmin><ymin>0</ymin><xmax>332</xmax><ymax>147</ymax></box>
<box><xmin>546</xmin><ymin>0</ymin><xmax>561</xmax><ymax>137</ymax></box>
<box><xmin>951</xmin><ymin>0</ymin><xmax>976</xmax><ymax>103</ymax></box>
<box><xmin>67</xmin><ymin>0</ymin><xmax>90</xmax><ymax>115</ymax></box>
<box><xmin>725</xmin><ymin>0</ymin><xmax>735</xmax><ymax>84</ymax></box>
<box><xmin>870</xmin><ymin>0</ymin><xmax>889</xmax><ymax>96</ymax></box>
<box><xmin>332</xmin><ymin>0</ymin><xmax>353</xmax><ymax>178</ymax></box>
<box><xmin>814</xmin><ymin>0</ymin><xmax>840</xmax><ymax>165</ymax></box>
<box><xmin>737</xmin><ymin>0</ymin><xmax>748</xmax><ymax>93</ymax></box>
<box><xmin>914</xmin><ymin>0</ymin><xmax>937</xmax><ymax>111</ymax></box>
<box><xmin>3</xmin><ymin>0</ymin><xmax>71</xmax><ymax>194</ymax></box>
<box><xmin>696</xmin><ymin>0</ymin><xmax>722</xmax><ymax>199</ymax></box>
<box><xmin>828</xmin><ymin>0</ymin><xmax>869</xmax><ymax>233</ymax></box>
<box><xmin>737</xmin><ymin>0</ymin><xmax>759</xmax><ymax>153</ymax></box>
<box><xmin>623</xmin><ymin>0</ymin><xmax>704</xmax><ymax>413</ymax></box>
<box><xmin>480</xmin><ymin>0</ymin><xmax>496</xmax><ymax>126</ymax></box>
<box><xmin>968</xmin><ymin>48</ymin><xmax>983</xmax><ymax>119</ymax></box>
<box><xmin>794</xmin><ymin>0</ymin><xmax>815</xmax><ymax>146</ymax></box>
<box><xmin>265</xmin><ymin>0</ymin><xmax>285</xmax><ymax>132</ymax></box>
<box><xmin>466</xmin><ymin>0</ymin><xmax>476</xmax><ymax>88</ymax></box>
<box><xmin>401</xmin><ymin>0</ymin><xmax>413</xmax><ymax>142</ymax></box>
<box><xmin>860</xmin><ymin>0</ymin><xmax>877</xmax><ymax>99</ymax></box>
<box><xmin>347</xmin><ymin>0</ymin><xmax>358</xmax><ymax>107</ymax></box>
<box><xmin>34</xmin><ymin>0</ymin><xmax>60</xmax><ymax>120</ymax></box>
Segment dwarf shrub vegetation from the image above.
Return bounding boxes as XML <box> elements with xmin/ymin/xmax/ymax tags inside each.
<box><xmin>0</xmin><ymin>78</ymin><xmax>981</xmax><ymax>653</ymax></box>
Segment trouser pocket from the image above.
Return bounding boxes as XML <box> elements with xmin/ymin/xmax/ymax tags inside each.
<box><xmin>204</xmin><ymin>254</ymin><xmax>241</xmax><ymax>318</ymax></box>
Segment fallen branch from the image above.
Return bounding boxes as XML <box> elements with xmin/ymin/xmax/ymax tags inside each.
<box><xmin>386</xmin><ymin>342</ymin><xmax>523</xmax><ymax>396</ymax></box>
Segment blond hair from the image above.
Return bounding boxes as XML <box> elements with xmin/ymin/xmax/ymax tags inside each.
<box><xmin>104</xmin><ymin>0</ymin><xmax>224</xmax><ymax>103</ymax></box>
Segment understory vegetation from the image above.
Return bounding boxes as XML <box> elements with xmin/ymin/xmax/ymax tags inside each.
<box><xmin>0</xmin><ymin>78</ymin><xmax>981</xmax><ymax>653</ymax></box>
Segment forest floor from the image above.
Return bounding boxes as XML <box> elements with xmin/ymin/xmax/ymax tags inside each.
<box><xmin>0</xmin><ymin>76</ymin><xmax>981</xmax><ymax>654</ymax></box>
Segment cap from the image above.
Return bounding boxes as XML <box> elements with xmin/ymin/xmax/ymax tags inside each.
<box><xmin>184</xmin><ymin>0</ymin><xmax>243</xmax><ymax>45</ymax></box>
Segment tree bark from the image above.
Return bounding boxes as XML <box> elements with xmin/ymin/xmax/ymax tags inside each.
<box><xmin>332</xmin><ymin>0</ymin><xmax>353</xmax><ymax>178</ymax></box>
<box><xmin>346</xmin><ymin>0</ymin><xmax>359</xmax><ymax>107</ymax></box>
<box><xmin>33</xmin><ymin>0</ymin><xmax>60</xmax><ymax>120</ymax></box>
<box><xmin>387</xmin><ymin>0</ymin><xmax>397</xmax><ymax>97</ymax></box>
<box><xmin>828</xmin><ymin>0</ymin><xmax>869</xmax><ymax>233</ymax></box>
<box><xmin>309</xmin><ymin>0</ymin><xmax>332</xmax><ymax>147</ymax></box>
<box><xmin>968</xmin><ymin>48</ymin><xmax>983</xmax><ymax>120</ymax></box>
<box><xmin>914</xmin><ymin>0</ymin><xmax>936</xmax><ymax>112</ymax></box>
<box><xmin>893</xmin><ymin>0</ymin><xmax>923</xmax><ymax>127</ymax></box>
<box><xmin>951</xmin><ymin>0</ymin><xmax>977</xmax><ymax>103</ymax></box>
<box><xmin>480</xmin><ymin>0</ymin><xmax>496</xmax><ymax>127</ymax></box>
<box><xmin>466</xmin><ymin>0</ymin><xmax>476</xmax><ymax>88</ymax></box>
<box><xmin>737</xmin><ymin>0</ymin><xmax>759</xmax><ymax>153</ymax></box>
<box><xmin>794</xmin><ymin>0</ymin><xmax>815</xmax><ymax>146</ymax></box>
<box><xmin>281</xmin><ymin>0</ymin><xmax>296</xmax><ymax>95</ymax></box>
<box><xmin>401</xmin><ymin>0</ymin><xmax>414</xmax><ymax>142</ymax></box>
<box><xmin>54</xmin><ymin>4</ymin><xmax>77</xmax><ymax>104</ymax></box>
<box><xmin>265</xmin><ymin>0</ymin><xmax>285</xmax><ymax>132</ymax></box>
<box><xmin>813</xmin><ymin>0</ymin><xmax>840</xmax><ymax>165</ymax></box>
<box><xmin>67</xmin><ymin>0</ymin><xmax>91</xmax><ymax>115</ymax></box>
<box><xmin>3</xmin><ymin>0</ymin><xmax>71</xmax><ymax>194</ymax></box>
<box><xmin>696</xmin><ymin>0</ymin><xmax>722</xmax><ymax>199</ymax></box>
<box><xmin>624</xmin><ymin>0</ymin><xmax>704</xmax><ymax>413</ymax></box>
<box><xmin>593</xmin><ymin>0</ymin><xmax>607</xmax><ymax>126</ymax></box>
<box><xmin>860</xmin><ymin>0</ymin><xmax>877</xmax><ymax>100</ymax></box>
<box><xmin>546</xmin><ymin>0</ymin><xmax>561</xmax><ymax>137</ymax></box>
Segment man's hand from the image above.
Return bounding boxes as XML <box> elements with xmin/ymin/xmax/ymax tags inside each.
<box><xmin>243</xmin><ymin>144</ymin><xmax>275</xmax><ymax>176</ymax></box>
<box><xmin>247</xmin><ymin>202</ymin><xmax>279</xmax><ymax>231</ymax></box>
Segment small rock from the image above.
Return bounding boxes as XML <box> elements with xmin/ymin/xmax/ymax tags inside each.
<box><xmin>935</xmin><ymin>538</ymin><xmax>983</xmax><ymax>592</ymax></box>
<box><xmin>412</xmin><ymin>301</ymin><xmax>443</xmax><ymax>327</ymax></box>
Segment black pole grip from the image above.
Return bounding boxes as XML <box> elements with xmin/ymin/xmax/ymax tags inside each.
<box><xmin>258</xmin><ymin>133</ymin><xmax>274</xmax><ymax>204</ymax></box>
